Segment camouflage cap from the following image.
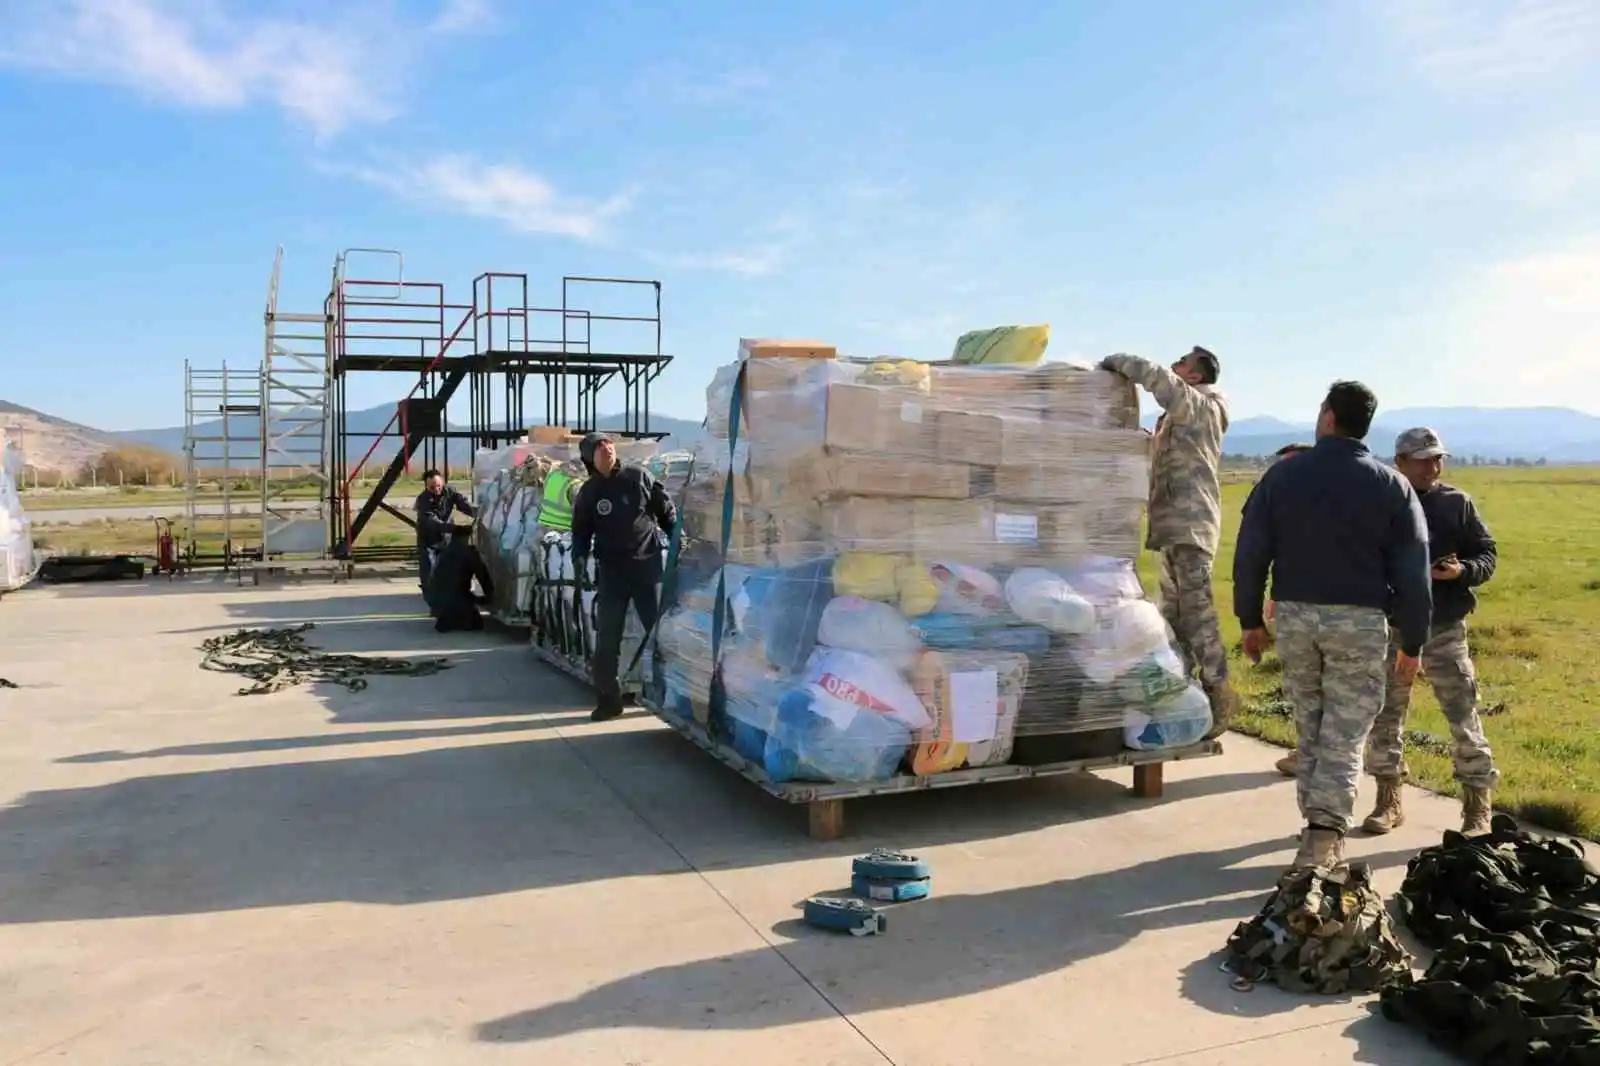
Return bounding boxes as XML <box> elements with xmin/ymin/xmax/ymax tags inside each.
<box><xmin>1395</xmin><ymin>426</ymin><xmax>1447</xmax><ymax>460</ymax></box>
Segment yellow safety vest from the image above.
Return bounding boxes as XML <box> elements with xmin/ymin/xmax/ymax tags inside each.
<box><xmin>541</xmin><ymin>469</ymin><xmax>581</xmax><ymax>531</ymax></box>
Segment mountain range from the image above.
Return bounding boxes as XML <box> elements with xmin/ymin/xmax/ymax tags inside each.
<box><xmin>1166</xmin><ymin>407</ymin><xmax>1600</xmax><ymax>463</ymax></box>
<box><xmin>6</xmin><ymin>396</ymin><xmax>1600</xmax><ymax>472</ymax></box>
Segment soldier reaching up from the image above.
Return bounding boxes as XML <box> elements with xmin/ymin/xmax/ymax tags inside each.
<box><xmin>1101</xmin><ymin>347</ymin><xmax>1238</xmax><ymax>738</ymax></box>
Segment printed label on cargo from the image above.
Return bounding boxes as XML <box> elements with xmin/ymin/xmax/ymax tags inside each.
<box><xmin>950</xmin><ymin>668</ymin><xmax>999</xmax><ymax>742</ymax></box>
<box><xmin>995</xmin><ymin>513</ymin><xmax>1039</xmax><ymax>544</ymax></box>
<box><xmin>815</xmin><ymin>672</ymin><xmax>897</xmax><ymax>715</ymax></box>
<box><xmin>900</xmin><ymin>400</ymin><xmax>923</xmax><ymax>423</ymax></box>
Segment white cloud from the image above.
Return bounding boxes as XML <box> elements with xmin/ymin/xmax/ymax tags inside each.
<box><xmin>429</xmin><ymin>0</ymin><xmax>492</xmax><ymax>34</ymax></box>
<box><xmin>334</xmin><ymin>155</ymin><xmax>634</xmax><ymax>242</ymax></box>
<box><xmin>640</xmin><ymin>214</ymin><xmax>811</xmax><ymax>277</ymax></box>
<box><xmin>1446</xmin><ymin>237</ymin><xmax>1600</xmax><ymax>401</ymax></box>
<box><xmin>0</xmin><ymin>0</ymin><xmax>486</xmax><ymax>139</ymax></box>
<box><xmin>646</xmin><ymin>248</ymin><xmax>786</xmax><ymax>277</ymax></box>
<box><xmin>1372</xmin><ymin>0</ymin><xmax>1600</xmax><ymax>85</ymax></box>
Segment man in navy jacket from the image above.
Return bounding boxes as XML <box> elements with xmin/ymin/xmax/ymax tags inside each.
<box><xmin>1234</xmin><ymin>381</ymin><xmax>1432</xmax><ymax>873</ymax></box>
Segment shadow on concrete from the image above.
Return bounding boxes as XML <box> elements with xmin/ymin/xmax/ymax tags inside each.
<box><xmin>1344</xmin><ymin>1004</ymin><xmax>1463</xmax><ymax>1065</ymax></box>
<box><xmin>56</xmin><ymin>716</ymin><xmax>589</xmax><ymax>763</ymax></box>
<box><xmin>1</xmin><ymin>714</ymin><xmax>1293</xmax><ymax>929</ymax></box>
<box><xmin>474</xmin><ymin>838</ymin><xmax>1423</xmax><ymax>1044</ymax></box>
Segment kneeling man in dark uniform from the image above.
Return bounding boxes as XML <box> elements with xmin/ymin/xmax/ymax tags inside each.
<box><xmin>430</xmin><ymin>523</ymin><xmax>496</xmax><ymax>633</ymax></box>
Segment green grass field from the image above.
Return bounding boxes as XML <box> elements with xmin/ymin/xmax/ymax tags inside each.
<box><xmin>1140</xmin><ymin>465</ymin><xmax>1600</xmax><ymax>840</ymax></box>
<box><xmin>18</xmin><ymin>476</ymin><xmax>422</xmax><ymax>512</ymax></box>
<box><xmin>29</xmin><ymin>511</ymin><xmax>416</xmax><ymax>557</ymax></box>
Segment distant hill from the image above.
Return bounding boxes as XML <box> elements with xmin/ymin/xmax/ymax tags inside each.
<box><xmin>0</xmin><ymin>400</ymin><xmax>118</xmax><ymax>473</ymax></box>
<box><xmin>109</xmin><ymin>404</ymin><xmax>711</xmax><ymax>474</ymax></box>
<box><xmin>1138</xmin><ymin>407</ymin><xmax>1600</xmax><ymax>463</ymax></box>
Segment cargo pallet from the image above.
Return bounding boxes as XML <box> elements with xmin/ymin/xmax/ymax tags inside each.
<box><xmin>638</xmin><ymin>695</ymin><xmax>1223</xmax><ymax>840</ymax></box>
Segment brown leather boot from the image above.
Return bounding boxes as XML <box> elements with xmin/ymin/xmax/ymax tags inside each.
<box><xmin>1274</xmin><ymin>750</ymin><xmax>1300</xmax><ymax>777</ymax></box>
<box><xmin>1360</xmin><ymin>777</ymin><xmax>1405</xmax><ymax>835</ymax></box>
<box><xmin>1288</xmin><ymin>826</ymin><xmax>1345</xmax><ymax>873</ymax></box>
<box><xmin>1461</xmin><ymin>786</ymin><xmax>1493</xmax><ymax>836</ymax></box>
<box><xmin>1203</xmin><ymin>680</ymin><xmax>1238</xmax><ymax>740</ymax></box>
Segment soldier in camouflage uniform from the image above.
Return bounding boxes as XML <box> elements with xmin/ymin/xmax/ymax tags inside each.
<box><xmin>1234</xmin><ymin>381</ymin><xmax>1432</xmax><ymax>872</ymax></box>
<box><xmin>1100</xmin><ymin>347</ymin><xmax>1237</xmax><ymax>738</ymax></box>
<box><xmin>1361</xmin><ymin>428</ymin><xmax>1500</xmax><ymax>837</ymax></box>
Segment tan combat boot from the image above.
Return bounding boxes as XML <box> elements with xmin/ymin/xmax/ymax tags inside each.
<box><xmin>1288</xmin><ymin>826</ymin><xmax>1345</xmax><ymax>870</ymax></box>
<box><xmin>1274</xmin><ymin>750</ymin><xmax>1300</xmax><ymax>777</ymax></box>
<box><xmin>1203</xmin><ymin>680</ymin><xmax>1239</xmax><ymax>740</ymax></box>
<box><xmin>1461</xmin><ymin>786</ymin><xmax>1493</xmax><ymax>836</ymax></box>
<box><xmin>1360</xmin><ymin>777</ymin><xmax>1405</xmax><ymax>835</ymax></box>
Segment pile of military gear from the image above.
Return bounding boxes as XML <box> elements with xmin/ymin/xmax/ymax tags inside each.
<box><xmin>1380</xmin><ymin>814</ymin><xmax>1600</xmax><ymax>1064</ymax></box>
<box><xmin>199</xmin><ymin>623</ymin><xmax>453</xmax><ymax>695</ymax></box>
<box><xmin>1223</xmin><ymin>861</ymin><xmax>1414</xmax><ymax>995</ymax></box>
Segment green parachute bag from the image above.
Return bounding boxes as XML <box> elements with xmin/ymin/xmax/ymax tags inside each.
<box><xmin>1223</xmin><ymin>861</ymin><xmax>1415</xmax><ymax>995</ymax></box>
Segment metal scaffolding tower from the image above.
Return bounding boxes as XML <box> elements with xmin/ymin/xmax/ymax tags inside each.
<box><xmin>182</xmin><ymin>360</ymin><xmax>264</xmax><ymax>568</ymax></box>
<box><xmin>261</xmin><ymin>247</ymin><xmax>333</xmax><ymax>558</ymax></box>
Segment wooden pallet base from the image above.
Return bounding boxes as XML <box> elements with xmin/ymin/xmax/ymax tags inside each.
<box><xmin>637</xmin><ymin>697</ymin><xmax>1221</xmax><ymax>840</ymax></box>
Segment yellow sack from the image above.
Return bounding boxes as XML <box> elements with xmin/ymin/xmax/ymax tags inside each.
<box><xmin>951</xmin><ymin>324</ymin><xmax>1050</xmax><ymax>366</ymax></box>
<box><xmin>833</xmin><ymin>552</ymin><xmax>903</xmax><ymax>602</ymax></box>
<box><xmin>832</xmin><ymin>552</ymin><xmax>940</xmax><ymax>617</ymax></box>
<box><xmin>894</xmin><ymin>560</ymin><xmax>940</xmax><ymax>617</ymax></box>
<box><xmin>856</xmin><ymin>359</ymin><xmax>932</xmax><ymax>392</ymax></box>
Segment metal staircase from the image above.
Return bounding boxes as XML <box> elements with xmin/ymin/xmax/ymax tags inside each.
<box><xmin>260</xmin><ymin>246</ymin><xmax>333</xmax><ymax>557</ymax></box>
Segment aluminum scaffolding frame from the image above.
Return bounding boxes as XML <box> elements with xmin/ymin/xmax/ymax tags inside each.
<box><xmin>261</xmin><ymin>247</ymin><xmax>333</xmax><ymax>558</ymax></box>
<box><xmin>325</xmin><ymin>249</ymin><xmax>673</xmax><ymax>560</ymax></box>
<box><xmin>182</xmin><ymin>359</ymin><xmax>264</xmax><ymax>568</ymax></box>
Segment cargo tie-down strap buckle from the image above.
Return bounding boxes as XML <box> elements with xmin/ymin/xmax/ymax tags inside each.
<box><xmin>199</xmin><ymin>622</ymin><xmax>453</xmax><ymax>696</ymax></box>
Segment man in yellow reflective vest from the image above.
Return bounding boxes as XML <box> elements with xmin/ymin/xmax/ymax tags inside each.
<box><xmin>540</xmin><ymin>467</ymin><xmax>579</xmax><ymax>532</ymax></box>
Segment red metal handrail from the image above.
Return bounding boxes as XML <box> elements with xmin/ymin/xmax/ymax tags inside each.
<box><xmin>340</xmin><ymin>290</ymin><xmax>473</xmax><ymax>537</ymax></box>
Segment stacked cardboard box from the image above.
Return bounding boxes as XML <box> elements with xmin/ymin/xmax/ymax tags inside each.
<box><xmin>659</xmin><ymin>341</ymin><xmax>1210</xmax><ymax>783</ymax></box>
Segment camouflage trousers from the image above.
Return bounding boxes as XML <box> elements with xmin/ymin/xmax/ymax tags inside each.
<box><xmin>1158</xmin><ymin>545</ymin><xmax>1229</xmax><ymax>689</ymax></box>
<box><xmin>1274</xmin><ymin>601</ymin><xmax>1389</xmax><ymax>834</ymax></box>
<box><xmin>1364</xmin><ymin>620</ymin><xmax>1499</xmax><ymax>789</ymax></box>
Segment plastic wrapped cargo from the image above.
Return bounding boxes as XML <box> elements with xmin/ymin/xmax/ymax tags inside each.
<box><xmin>0</xmin><ymin>430</ymin><xmax>36</xmax><ymax>591</ymax></box>
<box><xmin>471</xmin><ymin>431</ymin><xmax>695</xmax><ymax>692</ymax></box>
<box><xmin>650</xmin><ymin>341</ymin><xmax>1212</xmax><ymax>785</ymax></box>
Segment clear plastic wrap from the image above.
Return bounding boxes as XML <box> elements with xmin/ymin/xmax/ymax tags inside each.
<box><xmin>650</xmin><ymin>343</ymin><xmax>1212</xmax><ymax>785</ymax></box>
<box><xmin>0</xmin><ymin>431</ymin><xmax>35</xmax><ymax>591</ymax></box>
<box><xmin>471</xmin><ymin>432</ymin><xmax>694</xmax><ymax>691</ymax></box>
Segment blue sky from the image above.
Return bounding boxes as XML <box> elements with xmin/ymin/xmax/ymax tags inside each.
<box><xmin>1</xmin><ymin>0</ymin><xmax>1597</xmax><ymax>432</ymax></box>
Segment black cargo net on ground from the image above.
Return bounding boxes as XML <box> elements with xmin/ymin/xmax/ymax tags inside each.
<box><xmin>1380</xmin><ymin>813</ymin><xmax>1600</xmax><ymax>1064</ymax></box>
<box><xmin>199</xmin><ymin>623</ymin><xmax>453</xmax><ymax>695</ymax></box>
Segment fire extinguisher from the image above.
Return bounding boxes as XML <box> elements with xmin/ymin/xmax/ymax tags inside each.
<box><xmin>153</xmin><ymin>517</ymin><xmax>177</xmax><ymax>577</ymax></box>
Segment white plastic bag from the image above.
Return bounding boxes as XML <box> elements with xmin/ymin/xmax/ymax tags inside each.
<box><xmin>802</xmin><ymin>647</ymin><xmax>932</xmax><ymax>731</ymax></box>
<box><xmin>1003</xmin><ymin>568</ymin><xmax>1096</xmax><ymax>634</ymax></box>
<box><xmin>817</xmin><ymin>595</ymin><xmax>921</xmax><ymax>670</ymax></box>
<box><xmin>1074</xmin><ymin>598</ymin><xmax>1172</xmax><ymax>684</ymax></box>
<box><xmin>928</xmin><ymin>561</ymin><xmax>1006</xmax><ymax>616</ymax></box>
<box><xmin>1124</xmin><ymin>684</ymin><xmax>1213</xmax><ymax>750</ymax></box>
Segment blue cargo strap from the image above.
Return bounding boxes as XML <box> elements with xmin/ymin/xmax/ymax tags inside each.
<box><xmin>709</xmin><ymin>360</ymin><xmax>747</xmax><ymax>675</ymax></box>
